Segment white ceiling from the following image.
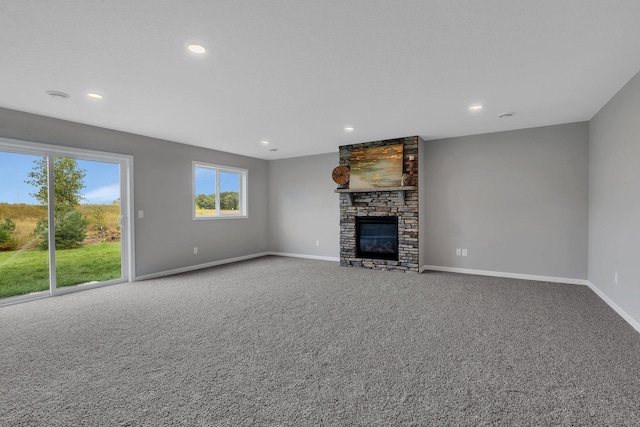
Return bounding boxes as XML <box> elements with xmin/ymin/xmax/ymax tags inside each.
<box><xmin>1</xmin><ymin>1</ymin><xmax>640</xmax><ymax>160</ymax></box>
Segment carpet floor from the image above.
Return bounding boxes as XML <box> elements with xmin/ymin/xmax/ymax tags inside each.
<box><xmin>1</xmin><ymin>256</ymin><xmax>639</xmax><ymax>426</ymax></box>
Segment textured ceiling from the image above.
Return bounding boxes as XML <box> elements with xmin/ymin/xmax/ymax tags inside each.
<box><xmin>1</xmin><ymin>0</ymin><xmax>640</xmax><ymax>159</ymax></box>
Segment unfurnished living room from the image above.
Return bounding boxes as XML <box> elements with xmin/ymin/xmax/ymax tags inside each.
<box><xmin>1</xmin><ymin>1</ymin><xmax>639</xmax><ymax>425</ymax></box>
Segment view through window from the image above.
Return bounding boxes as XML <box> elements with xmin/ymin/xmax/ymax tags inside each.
<box><xmin>0</xmin><ymin>144</ymin><xmax>129</xmax><ymax>302</ymax></box>
<box><xmin>193</xmin><ymin>162</ymin><xmax>247</xmax><ymax>218</ymax></box>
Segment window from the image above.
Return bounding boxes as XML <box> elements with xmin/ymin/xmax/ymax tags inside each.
<box><xmin>193</xmin><ymin>162</ymin><xmax>247</xmax><ymax>219</ymax></box>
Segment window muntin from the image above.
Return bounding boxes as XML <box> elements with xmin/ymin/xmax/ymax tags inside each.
<box><xmin>193</xmin><ymin>162</ymin><xmax>247</xmax><ymax>219</ymax></box>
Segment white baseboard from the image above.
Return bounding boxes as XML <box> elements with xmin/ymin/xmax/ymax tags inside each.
<box><xmin>586</xmin><ymin>281</ymin><xmax>640</xmax><ymax>334</ymax></box>
<box><xmin>268</xmin><ymin>252</ymin><xmax>340</xmax><ymax>262</ymax></box>
<box><xmin>135</xmin><ymin>251</ymin><xmax>339</xmax><ymax>282</ymax></box>
<box><xmin>420</xmin><ymin>265</ymin><xmax>588</xmax><ymax>286</ymax></box>
<box><xmin>135</xmin><ymin>252</ymin><xmax>271</xmax><ymax>281</ymax></box>
<box><xmin>420</xmin><ymin>265</ymin><xmax>640</xmax><ymax>334</ymax></box>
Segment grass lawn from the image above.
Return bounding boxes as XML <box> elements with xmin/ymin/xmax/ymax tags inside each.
<box><xmin>0</xmin><ymin>242</ymin><xmax>121</xmax><ymax>299</ymax></box>
<box><xmin>195</xmin><ymin>208</ymin><xmax>240</xmax><ymax>217</ymax></box>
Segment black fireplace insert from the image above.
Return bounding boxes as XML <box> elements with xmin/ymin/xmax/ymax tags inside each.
<box><xmin>356</xmin><ymin>216</ymin><xmax>398</xmax><ymax>260</ymax></box>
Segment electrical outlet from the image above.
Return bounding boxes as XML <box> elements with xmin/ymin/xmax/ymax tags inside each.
<box><xmin>462</xmin><ymin>249</ymin><xmax>468</xmax><ymax>257</ymax></box>
<box><xmin>193</xmin><ymin>247</ymin><xmax>198</xmax><ymax>255</ymax></box>
<box><xmin>138</xmin><ymin>210</ymin><xmax>144</xmax><ymax>218</ymax></box>
<box><xmin>614</xmin><ymin>272</ymin><xmax>618</xmax><ymax>284</ymax></box>
<box><xmin>456</xmin><ymin>248</ymin><xmax>461</xmax><ymax>256</ymax></box>
<box><xmin>316</xmin><ymin>240</ymin><xmax>320</xmax><ymax>247</ymax></box>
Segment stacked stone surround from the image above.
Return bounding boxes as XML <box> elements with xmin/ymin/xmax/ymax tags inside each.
<box><xmin>339</xmin><ymin>136</ymin><xmax>419</xmax><ymax>272</ymax></box>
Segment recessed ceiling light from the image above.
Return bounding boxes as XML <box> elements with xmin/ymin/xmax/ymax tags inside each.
<box><xmin>344</xmin><ymin>126</ymin><xmax>355</xmax><ymax>132</ymax></box>
<box><xmin>46</xmin><ymin>90</ymin><xmax>70</xmax><ymax>99</ymax></box>
<box><xmin>188</xmin><ymin>44</ymin><xmax>206</xmax><ymax>54</ymax></box>
<box><xmin>469</xmin><ymin>104</ymin><xmax>483</xmax><ymax>111</ymax></box>
<box><xmin>87</xmin><ymin>93</ymin><xmax>103</xmax><ymax>99</ymax></box>
<box><xmin>261</xmin><ymin>140</ymin><xmax>269</xmax><ymax>145</ymax></box>
<box><xmin>498</xmin><ymin>112</ymin><xmax>514</xmax><ymax>118</ymax></box>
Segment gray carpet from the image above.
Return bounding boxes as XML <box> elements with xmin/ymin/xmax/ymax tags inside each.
<box><xmin>1</xmin><ymin>256</ymin><xmax>639</xmax><ymax>426</ymax></box>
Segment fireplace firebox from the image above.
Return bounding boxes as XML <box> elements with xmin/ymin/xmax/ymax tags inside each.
<box><xmin>356</xmin><ymin>216</ymin><xmax>399</xmax><ymax>260</ymax></box>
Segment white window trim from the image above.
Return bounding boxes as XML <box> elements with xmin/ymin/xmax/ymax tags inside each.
<box><xmin>192</xmin><ymin>161</ymin><xmax>248</xmax><ymax>220</ymax></box>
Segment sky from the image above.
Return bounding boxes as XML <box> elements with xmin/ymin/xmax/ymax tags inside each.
<box><xmin>0</xmin><ymin>151</ymin><xmax>240</xmax><ymax>205</ymax></box>
<box><xmin>194</xmin><ymin>166</ymin><xmax>240</xmax><ymax>195</ymax></box>
<box><xmin>0</xmin><ymin>152</ymin><xmax>120</xmax><ymax>205</ymax></box>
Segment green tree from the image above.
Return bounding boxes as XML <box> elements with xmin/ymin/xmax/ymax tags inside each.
<box><xmin>220</xmin><ymin>192</ymin><xmax>239</xmax><ymax>211</ymax></box>
<box><xmin>25</xmin><ymin>157</ymin><xmax>88</xmax><ymax>249</ymax></box>
<box><xmin>195</xmin><ymin>193</ymin><xmax>216</xmax><ymax>210</ymax></box>
<box><xmin>0</xmin><ymin>218</ymin><xmax>18</xmax><ymax>251</ymax></box>
<box><xmin>33</xmin><ymin>211</ymin><xmax>89</xmax><ymax>250</ymax></box>
<box><xmin>25</xmin><ymin>157</ymin><xmax>86</xmax><ymax>216</ymax></box>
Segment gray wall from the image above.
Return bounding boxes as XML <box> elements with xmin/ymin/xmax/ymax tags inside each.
<box><xmin>420</xmin><ymin>123</ymin><xmax>589</xmax><ymax>279</ymax></box>
<box><xmin>0</xmin><ymin>107</ymin><xmax>269</xmax><ymax>277</ymax></box>
<box><xmin>589</xmin><ymin>70</ymin><xmax>640</xmax><ymax>323</ymax></box>
<box><xmin>268</xmin><ymin>153</ymin><xmax>339</xmax><ymax>259</ymax></box>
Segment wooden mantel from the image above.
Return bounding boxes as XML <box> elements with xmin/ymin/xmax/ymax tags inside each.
<box><xmin>334</xmin><ymin>186</ymin><xmax>417</xmax><ymax>205</ymax></box>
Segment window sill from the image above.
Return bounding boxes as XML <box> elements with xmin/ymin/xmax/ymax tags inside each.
<box><xmin>193</xmin><ymin>215</ymin><xmax>248</xmax><ymax>220</ymax></box>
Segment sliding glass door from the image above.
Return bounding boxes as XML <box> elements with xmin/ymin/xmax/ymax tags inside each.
<box><xmin>0</xmin><ymin>139</ymin><xmax>133</xmax><ymax>303</ymax></box>
<box><xmin>0</xmin><ymin>151</ymin><xmax>50</xmax><ymax>298</ymax></box>
<box><xmin>54</xmin><ymin>157</ymin><xmax>123</xmax><ymax>290</ymax></box>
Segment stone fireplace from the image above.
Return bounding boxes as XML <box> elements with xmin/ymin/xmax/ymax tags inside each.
<box><xmin>337</xmin><ymin>136</ymin><xmax>419</xmax><ymax>272</ymax></box>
